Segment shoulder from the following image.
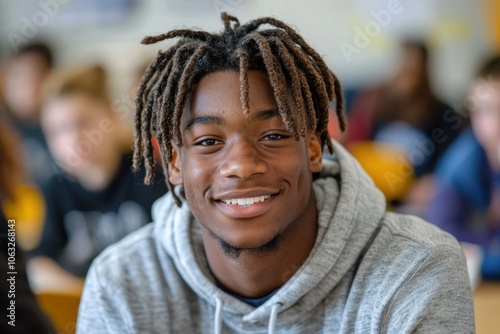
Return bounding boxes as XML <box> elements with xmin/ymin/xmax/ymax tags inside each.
<box><xmin>365</xmin><ymin>212</ymin><xmax>468</xmax><ymax>296</ymax></box>
<box><xmin>78</xmin><ymin>224</ymin><xmax>176</xmax><ymax>332</ymax></box>
<box><xmin>357</xmin><ymin>212</ymin><xmax>468</xmax><ymax>294</ymax></box>
<box><xmin>372</xmin><ymin>213</ymin><xmax>474</xmax><ymax>332</ymax></box>
<box><xmin>87</xmin><ymin>222</ymin><xmax>182</xmax><ymax>293</ymax></box>
<box><xmin>381</xmin><ymin>212</ymin><xmax>461</xmax><ymax>251</ymax></box>
<box><xmin>90</xmin><ymin>224</ymin><xmax>158</xmax><ymax>279</ymax></box>
<box><xmin>376</xmin><ymin>211</ymin><xmax>470</xmax><ymax>297</ymax></box>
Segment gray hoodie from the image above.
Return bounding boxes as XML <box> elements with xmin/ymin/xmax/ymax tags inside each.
<box><xmin>77</xmin><ymin>141</ymin><xmax>475</xmax><ymax>333</ymax></box>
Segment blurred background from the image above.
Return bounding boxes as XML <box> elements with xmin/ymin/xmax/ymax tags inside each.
<box><xmin>0</xmin><ymin>0</ymin><xmax>497</xmax><ymax>101</ymax></box>
<box><xmin>0</xmin><ymin>0</ymin><xmax>499</xmax><ymax>333</ymax></box>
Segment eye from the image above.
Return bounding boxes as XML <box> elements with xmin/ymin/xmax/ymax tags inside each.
<box><xmin>196</xmin><ymin>138</ymin><xmax>222</xmax><ymax>146</ymax></box>
<box><xmin>262</xmin><ymin>133</ymin><xmax>290</xmax><ymax>141</ymax></box>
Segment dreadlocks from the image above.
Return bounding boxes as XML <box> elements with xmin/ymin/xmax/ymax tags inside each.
<box><xmin>133</xmin><ymin>12</ymin><xmax>345</xmax><ymax>206</ymax></box>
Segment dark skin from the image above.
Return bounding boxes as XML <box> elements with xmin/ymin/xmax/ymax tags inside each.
<box><xmin>168</xmin><ymin>70</ymin><xmax>322</xmax><ymax>298</ymax></box>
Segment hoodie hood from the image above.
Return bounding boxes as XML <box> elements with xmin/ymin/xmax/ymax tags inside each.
<box><xmin>152</xmin><ymin>140</ymin><xmax>386</xmax><ymax>331</ymax></box>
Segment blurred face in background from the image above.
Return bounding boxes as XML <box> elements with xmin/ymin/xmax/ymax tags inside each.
<box><xmin>470</xmin><ymin>78</ymin><xmax>500</xmax><ymax>158</ymax></box>
<box><xmin>3</xmin><ymin>53</ymin><xmax>50</xmax><ymax>123</ymax></box>
<box><xmin>41</xmin><ymin>93</ymin><xmax>120</xmax><ymax>177</ymax></box>
<box><xmin>390</xmin><ymin>45</ymin><xmax>427</xmax><ymax>98</ymax></box>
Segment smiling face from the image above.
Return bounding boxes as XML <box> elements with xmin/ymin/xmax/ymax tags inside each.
<box><xmin>169</xmin><ymin>70</ymin><xmax>322</xmax><ymax>253</ymax></box>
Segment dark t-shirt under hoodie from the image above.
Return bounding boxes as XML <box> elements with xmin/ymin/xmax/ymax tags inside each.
<box><xmin>31</xmin><ymin>154</ymin><xmax>167</xmax><ymax>277</ymax></box>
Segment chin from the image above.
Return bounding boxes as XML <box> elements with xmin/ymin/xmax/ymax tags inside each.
<box><xmin>219</xmin><ymin>229</ymin><xmax>283</xmax><ymax>255</ymax></box>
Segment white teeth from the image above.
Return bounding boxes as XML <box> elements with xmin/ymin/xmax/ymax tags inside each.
<box><xmin>222</xmin><ymin>195</ymin><xmax>271</xmax><ymax>206</ymax></box>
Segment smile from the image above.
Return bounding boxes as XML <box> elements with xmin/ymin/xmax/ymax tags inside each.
<box><xmin>221</xmin><ymin>195</ymin><xmax>272</xmax><ymax>206</ymax></box>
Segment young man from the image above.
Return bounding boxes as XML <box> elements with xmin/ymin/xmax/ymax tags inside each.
<box><xmin>77</xmin><ymin>13</ymin><xmax>474</xmax><ymax>333</ymax></box>
<box><xmin>29</xmin><ymin>65</ymin><xmax>166</xmax><ymax>291</ymax></box>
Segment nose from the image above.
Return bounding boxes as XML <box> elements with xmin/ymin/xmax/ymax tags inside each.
<box><xmin>219</xmin><ymin>137</ymin><xmax>268</xmax><ymax>179</ymax></box>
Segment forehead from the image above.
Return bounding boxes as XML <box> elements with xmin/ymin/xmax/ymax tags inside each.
<box><xmin>188</xmin><ymin>70</ymin><xmax>279</xmax><ymax>117</ymax></box>
<box><xmin>43</xmin><ymin>94</ymin><xmax>107</xmax><ymax>120</ymax></box>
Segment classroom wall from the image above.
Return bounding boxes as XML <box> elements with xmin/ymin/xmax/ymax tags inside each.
<box><xmin>0</xmin><ymin>0</ymin><xmax>493</xmax><ymax>104</ymax></box>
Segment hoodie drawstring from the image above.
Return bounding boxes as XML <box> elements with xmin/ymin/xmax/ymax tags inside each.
<box><xmin>214</xmin><ymin>299</ymin><xmax>282</xmax><ymax>334</ymax></box>
<box><xmin>268</xmin><ymin>302</ymin><xmax>282</xmax><ymax>334</ymax></box>
<box><xmin>214</xmin><ymin>298</ymin><xmax>223</xmax><ymax>334</ymax></box>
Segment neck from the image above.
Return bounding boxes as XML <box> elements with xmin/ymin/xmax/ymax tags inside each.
<box><xmin>202</xmin><ymin>189</ymin><xmax>318</xmax><ymax>299</ymax></box>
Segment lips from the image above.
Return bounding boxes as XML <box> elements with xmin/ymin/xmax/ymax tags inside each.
<box><xmin>221</xmin><ymin>195</ymin><xmax>271</xmax><ymax>206</ymax></box>
<box><xmin>215</xmin><ymin>190</ymin><xmax>278</xmax><ymax>219</ymax></box>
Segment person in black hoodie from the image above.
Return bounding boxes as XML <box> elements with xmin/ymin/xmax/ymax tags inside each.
<box><xmin>28</xmin><ymin>65</ymin><xmax>167</xmax><ymax>292</ymax></box>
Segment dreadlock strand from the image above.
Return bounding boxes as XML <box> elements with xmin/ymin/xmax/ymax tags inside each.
<box><xmin>135</xmin><ymin>41</ymin><xmax>199</xmax><ymax>187</ymax></box>
<box><xmin>133</xmin><ymin>47</ymin><xmax>180</xmax><ymax>172</ymax></box>
<box><xmin>141</xmin><ymin>30</ymin><xmax>216</xmax><ymax>45</ymax></box>
<box><xmin>242</xmin><ymin>33</ymin><xmax>298</xmax><ymax>139</ymax></box>
<box><xmin>133</xmin><ymin>52</ymin><xmax>164</xmax><ymax>172</ymax></box>
<box><xmin>271</xmin><ymin>37</ymin><xmax>308</xmax><ymax>136</ymax></box>
<box><xmin>152</xmin><ymin>56</ymin><xmax>176</xmax><ymax>141</ymax></box>
<box><xmin>278</xmin><ymin>35</ymin><xmax>331</xmax><ymax>128</ymax></box>
<box><xmin>173</xmin><ymin>45</ymin><xmax>214</xmax><ymax>147</ymax></box>
<box><xmin>221</xmin><ymin>12</ymin><xmax>240</xmax><ymax>31</ymax></box>
<box><xmin>259</xmin><ymin>28</ymin><xmax>333</xmax><ymax>107</ymax></box>
<box><xmin>141</xmin><ymin>94</ymin><xmax>156</xmax><ymax>184</ymax></box>
<box><xmin>332</xmin><ymin>75</ymin><xmax>346</xmax><ymax>131</ymax></box>
<box><xmin>236</xmin><ymin>49</ymin><xmax>250</xmax><ymax>114</ymax></box>
<box><xmin>254</xmin><ymin>29</ymin><xmax>329</xmax><ymax>138</ymax></box>
<box><xmin>297</xmin><ymin>71</ymin><xmax>318</xmax><ymax>133</ymax></box>
<box><xmin>248</xmin><ymin>17</ymin><xmax>335</xmax><ymax>95</ymax></box>
<box><xmin>154</xmin><ymin>42</ymin><xmax>205</xmax><ymax>206</ymax></box>
<box><xmin>155</xmin><ymin>42</ymin><xmax>201</xmax><ymax>160</ymax></box>
<box><xmin>137</xmin><ymin>86</ymin><xmax>160</xmax><ymax>180</ymax></box>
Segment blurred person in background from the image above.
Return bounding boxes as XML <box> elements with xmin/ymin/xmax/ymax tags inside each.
<box><xmin>343</xmin><ymin>41</ymin><xmax>464</xmax><ymax>210</ymax></box>
<box><xmin>0</xmin><ymin>121</ymin><xmax>56</xmax><ymax>333</ymax></box>
<box><xmin>1</xmin><ymin>42</ymin><xmax>56</xmax><ymax>187</ymax></box>
<box><xmin>427</xmin><ymin>55</ymin><xmax>500</xmax><ymax>280</ymax></box>
<box><xmin>28</xmin><ymin>64</ymin><xmax>167</xmax><ymax>292</ymax></box>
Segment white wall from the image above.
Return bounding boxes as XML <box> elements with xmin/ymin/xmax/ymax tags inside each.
<box><xmin>0</xmin><ymin>0</ymin><xmax>493</xmax><ymax>103</ymax></box>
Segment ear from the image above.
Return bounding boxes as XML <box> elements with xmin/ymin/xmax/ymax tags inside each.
<box><xmin>307</xmin><ymin>133</ymin><xmax>322</xmax><ymax>173</ymax></box>
<box><xmin>168</xmin><ymin>144</ymin><xmax>183</xmax><ymax>185</ymax></box>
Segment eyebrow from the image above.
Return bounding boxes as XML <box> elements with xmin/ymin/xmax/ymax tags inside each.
<box><xmin>253</xmin><ymin>108</ymin><xmax>280</xmax><ymax>121</ymax></box>
<box><xmin>184</xmin><ymin>115</ymin><xmax>225</xmax><ymax>132</ymax></box>
<box><xmin>183</xmin><ymin>108</ymin><xmax>281</xmax><ymax>132</ymax></box>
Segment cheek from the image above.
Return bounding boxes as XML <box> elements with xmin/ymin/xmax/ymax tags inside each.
<box><xmin>473</xmin><ymin>115</ymin><xmax>500</xmax><ymax>145</ymax></box>
<box><xmin>47</xmin><ymin>135</ymin><xmax>71</xmax><ymax>161</ymax></box>
<box><xmin>280</xmin><ymin>146</ymin><xmax>312</xmax><ymax>194</ymax></box>
<box><xmin>181</xmin><ymin>155</ymin><xmax>214</xmax><ymax>200</ymax></box>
